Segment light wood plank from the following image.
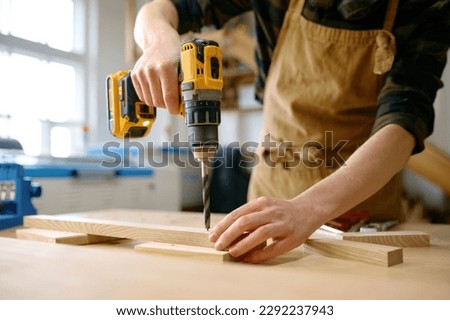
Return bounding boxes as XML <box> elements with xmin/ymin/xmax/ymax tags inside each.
<box><xmin>304</xmin><ymin>239</ymin><xmax>403</xmax><ymax>267</ymax></box>
<box><xmin>135</xmin><ymin>242</ymin><xmax>232</xmax><ymax>262</ymax></box>
<box><xmin>135</xmin><ymin>236</ymin><xmax>267</xmax><ymax>262</ymax></box>
<box><xmin>338</xmin><ymin>231</ymin><xmax>430</xmax><ymax>247</ymax></box>
<box><xmin>406</xmin><ymin>142</ymin><xmax>450</xmax><ymax>195</ymax></box>
<box><xmin>24</xmin><ymin>215</ymin><xmax>213</xmax><ymax>248</ymax></box>
<box><xmin>16</xmin><ymin>228</ymin><xmax>119</xmax><ymax>245</ymax></box>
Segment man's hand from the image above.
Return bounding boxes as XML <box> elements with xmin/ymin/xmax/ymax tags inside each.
<box><xmin>131</xmin><ymin>0</ymin><xmax>180</xmax><ymax>114</ymax></box>
<box><xmin>131</xmin><ymin>32</ymin><xmax>180</xmax><ymax>114</ymax></box>
<box><xmin>209</xmin><ymin>196</ymin><xmax>322</xmax><ymax>263</ymax></box>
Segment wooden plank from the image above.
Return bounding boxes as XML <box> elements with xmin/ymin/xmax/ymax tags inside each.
<box><xmin>406</xmin><ymin>142</ymin><xmax>450</xmax><ymax>195</ymax></box>
<box><xmin>338</xmin><ymin>231</ymin><xmax>430</xmax><ymax>247</ymax></box>
<box><xmin>135</xmin><ymin>242</ymin><xmax>232</xmax><ymax>262</ymax></box>
<box><xmin>135</xmin><ymin>235</ymin><xmax>267</xmax><ymax>262</ymax></box>
<box><xmin>24</xmin><ymin>215</ymin><xmax>213</xmax><ymax>248</ymax></box>
<box><xmin>16</xmin><ymin>228</ymin><xmax>120</xmax><ymax>245</ymax></box>
<box><xmin>304</xmin><ymin>239</ymin><xmax>403</xmax><ymax>267</ymax></box>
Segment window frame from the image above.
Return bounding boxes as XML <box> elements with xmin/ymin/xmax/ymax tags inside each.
<box><xmin>0</xmin><ymin>0</ymin><xmax>88</xmax><ymax>156</ymax></box>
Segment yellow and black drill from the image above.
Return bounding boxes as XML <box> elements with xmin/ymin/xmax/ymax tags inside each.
<box><xmin>106</xmin><ymin>39</ymin><xmax>223</xmax><ymax>230</ymax></box>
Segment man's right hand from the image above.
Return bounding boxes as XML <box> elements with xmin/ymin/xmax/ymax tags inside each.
<box><xmin>131</xmin><ymin>0</ymin><xmax>181</xmax><ymax>115</ymax></box>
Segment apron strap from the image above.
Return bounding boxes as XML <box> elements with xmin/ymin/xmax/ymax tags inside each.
<box><xmin>383</xmin><ymin>0</ymin><xmax>400</xmax><ymax>32</ymax></box>
<box><xmin>374</xmin><ymin>0</ymin><xmax>399</xmax><ymax>75</ymax></box>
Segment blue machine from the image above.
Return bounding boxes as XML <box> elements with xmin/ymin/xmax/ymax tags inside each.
<box><xmin>0</xmin><ymin>163</ymin><xmax>42</xmax><ymax>230</ymax></box>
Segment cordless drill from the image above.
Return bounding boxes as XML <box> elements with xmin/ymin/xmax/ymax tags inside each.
<box><xmin>106</xmin><ymin>39</ymin><xmax>223</xmax><ymax>230</ymax></box>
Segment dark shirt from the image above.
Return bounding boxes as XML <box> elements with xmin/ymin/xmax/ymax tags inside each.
<box><xmin>171</xmin><ymin>0</ymin><xmax>450</xmax><ymax>153</ymax></box>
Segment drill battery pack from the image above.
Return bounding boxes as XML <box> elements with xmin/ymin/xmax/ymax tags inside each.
<box><xmin>106</xmin><ymin>71</ymin><xmax>157</xmax><ymax>139</ymax></box>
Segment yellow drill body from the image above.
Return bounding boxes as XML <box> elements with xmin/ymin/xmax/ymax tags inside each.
<box><xmin>106</xmin><ymin>39</ymin><xmax>223</xmax><ymax>229</ymax></box>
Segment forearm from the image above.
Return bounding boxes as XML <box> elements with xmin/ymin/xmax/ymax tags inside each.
<box><xmin>131</xmin><ymin>0</ymin><xmax>181</xmax><ymax>113</ymax></box>
<box><xmin>209</xmin><ymin>125</ymin><xmax>415</xmax><ymax>263</ymax></box>
<box><xmin>292</xmin><ymin>124</ymin><xmax>415</xmax><ymax>225</ymax></box>
<box><xmin>134</xmin><ymin>0</ymin><xmax>179</xmax><ymax>50</ymax></box>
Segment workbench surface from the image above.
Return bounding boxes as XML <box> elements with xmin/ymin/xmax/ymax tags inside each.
<box><xmin>1</xmin><ymin>209</ymin><xmax>449</xmax><ymax>300</ymax></box>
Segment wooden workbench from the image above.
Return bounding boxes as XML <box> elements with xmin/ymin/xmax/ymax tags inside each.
<box><xmin>1</xmin><ymin>209</ymin><xmax>449</xmax><ymax>299</ymax></box>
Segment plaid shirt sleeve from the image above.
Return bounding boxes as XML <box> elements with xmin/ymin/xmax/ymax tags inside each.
<box><xmin>372</xmin><ymin>0</ymin><xmax>450</xmax><ymax>154</ymax></box>
<box><xmin>170</xmin><ymin>0</ymin><xmax>252</xmax><ymax>33</ymax></box>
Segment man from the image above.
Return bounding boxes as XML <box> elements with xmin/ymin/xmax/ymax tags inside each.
<box><xmin>131</xmin><ymin>0</ymin><xmax>450</xmax><ymax>263</ymax></box>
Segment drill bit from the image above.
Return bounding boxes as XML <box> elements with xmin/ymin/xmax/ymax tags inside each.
<box><xmin>201</xmin><ymin>161</ymin><xmax>211</xmax><ymax>230</ymax></box>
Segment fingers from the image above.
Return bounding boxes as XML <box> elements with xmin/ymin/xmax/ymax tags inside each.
<box><xmin>209</xmin><ymin>196</ymin><xmax>308</xmax><ymax>263</ymax></box>
<box><xmin>226</xmin><ymin>222</ymin><xmax>277</xmax><ymax>257</ymax></box>
<box><xmin>216</xmin><ymin>218</ymin><xmax>299</xmax><ymax>263</ymax></box>
<box><xmin>159</xmin><ymin>64</ymin><xmax>179</xmax><ymax>114</ymax></box>
<box><xmin>214</xmin><ymin>210</ymin><xmax>274</xmax><ymax>253</ymax></box>
<box><xmin>240</xmin><ymin>239</ymin><xmax>299</xmax><ymax>264</ymax></box>
<box><xmin>209</xmin><ymin>197</ymin><xmax>271</xmax><ymax>244</ymax></box>
<box><xmin>132</xmin><ymin>67</ymin><xmax>160</xmax><ymax>107</ymax></box>
<box><xmin>131</xmin><ymin>52</ymin><xmax>179</xmax><ymax>114</ymax></box>
<box><xmin>209</xmin><ymin>197</ymin><xmax>282</xmax><ymax>254</ymax></box>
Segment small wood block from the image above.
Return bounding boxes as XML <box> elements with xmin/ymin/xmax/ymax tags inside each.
<box><xmin>24</xmin><ymin>215</ymin><xmax>212</xmax><ymax>248</ymax></box>
<box><xmin>16</xmin><ymin>228</ymin><xmax>120</xmax><ymax>245</ymax></box>
<box><xmin>337</xmin><ymin>231</ymin><xmax>430</xmax><ymax>247</ymax></box>
<box><xmin>135</xmin><ymin>242</ymin><xmax>233</xmax><ymax>262</ymax></box>
<box><xmin>304</xmin><ymin>239</ymin><xmax>403</xmax><ymax>267</ymax></box>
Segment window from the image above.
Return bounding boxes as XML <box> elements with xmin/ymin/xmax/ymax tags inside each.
<box><xmin>0</xmin><ymin>0</ymin><xmax>86</xmax><ymax>157</ymax></box>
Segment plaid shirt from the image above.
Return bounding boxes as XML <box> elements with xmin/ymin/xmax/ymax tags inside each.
<box><xmin>171</xmin><ymin>0</ymin><xmax>450</xmax><ymax>153</ymax></box>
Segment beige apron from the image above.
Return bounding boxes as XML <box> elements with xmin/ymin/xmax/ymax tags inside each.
<box><xmin>248</xmin><ymin>0</ymin><xmax>405</xmax><ymax>222</ymax></box>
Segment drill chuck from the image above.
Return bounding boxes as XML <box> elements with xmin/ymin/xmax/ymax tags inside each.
<box><xmin>183</xmin><ymin>89</ymin><xmax>221</xmax><ymax>161</ymax></box>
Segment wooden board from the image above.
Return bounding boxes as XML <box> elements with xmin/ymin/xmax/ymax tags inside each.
<box><xmin>16</xmin><ymin>228</ymin><xmax>119</xmax><ymax>245</ymax></box>
<box><xmin>23</xmin><ymin>215</ymin><xmax>268</xmax><ymax>260</ymax></box>
<box><xmin>406</xmin><ymin>142</ymin><xmax>450</xmax><ymax>195</ymax></box>
<box><xmin>23</xmin><ymin>214</ymin><xmax>408</xmax><ymax>266</ymax></box>
<box><xmin>135</xmin><ymin>242</ymin><xmax>232</xmax><ymax>262</ymax></box>
<box><xmin>304</xmin><ymin>239</ymin><xmax>403</xmax><ymax>267</ymax></box>
<box><xmin>338</xmin><ymin>231</ymin><xmax>430</xmax><ymax>247</ymax></box>
<box><xmin>24</xmin><ymin>215</ymin><xmax>213</xmax><ymax>248</ymax></box>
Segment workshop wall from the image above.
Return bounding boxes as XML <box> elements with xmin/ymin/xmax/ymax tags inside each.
<box><xmin>430</xmin><ymin>52</ymin><xmax>450</xmax><ymax>154</ymax></box>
